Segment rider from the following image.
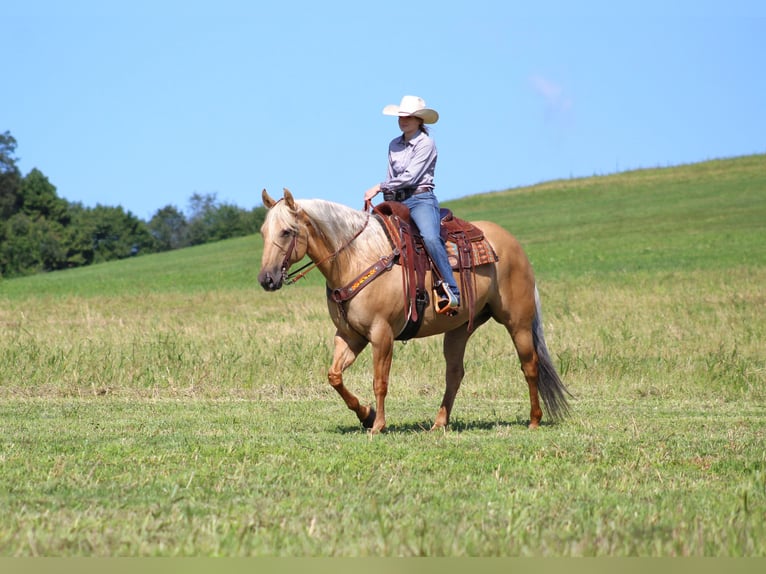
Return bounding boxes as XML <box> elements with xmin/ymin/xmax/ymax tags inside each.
<box><xmin>363</xmin><ymin>95</ymin><xmax>460</xmax><ymax>314</ymax></box>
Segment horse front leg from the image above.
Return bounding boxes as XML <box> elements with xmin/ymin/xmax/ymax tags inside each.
<box><xmin>328</xmin><ymin>332</ymin><xmax>375</xmax><ymax>429</ymax></box>
<box><xmin>433</xmin><ymin>325</ymin><xmax>471</xmax><ymax>429</ymax></box>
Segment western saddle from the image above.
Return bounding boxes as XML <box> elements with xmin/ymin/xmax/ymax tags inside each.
<box><xmin>329</xmin><ymin>201</ymin><xmax>498</xmax><ymax>340</ymax></box>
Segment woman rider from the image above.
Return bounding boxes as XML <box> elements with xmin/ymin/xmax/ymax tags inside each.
<box><xmin>363</xmin><ymin>95</ymin><xmax>460</xmax><ymax>314</ymax></box>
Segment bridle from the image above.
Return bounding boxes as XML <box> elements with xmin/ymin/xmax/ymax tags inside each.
<box><xmin>276</xmin><ymin>213</ymin><xmax>372</xmax><ymax>285</ymax></box>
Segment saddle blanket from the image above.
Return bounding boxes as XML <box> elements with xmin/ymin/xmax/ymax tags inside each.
<box><xmin>445</xmin><ymin>236</ymin><xmax>498</xmax><ymax>270</ymax></box>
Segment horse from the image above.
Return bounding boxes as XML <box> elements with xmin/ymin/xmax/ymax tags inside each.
<box><xmin>257</xmin><ymin>188</ymin><xmax>570</xmax><ymax>433</ymax></box>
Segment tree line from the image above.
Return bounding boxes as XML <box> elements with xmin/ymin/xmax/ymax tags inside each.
<box><xmin>0</xmin><ymin>131</ymin><xmax>266</xmax><ymax>278</ymax></box>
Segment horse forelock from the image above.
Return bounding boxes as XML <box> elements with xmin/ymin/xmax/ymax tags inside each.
<box><xmin>261</xmin><ymin>201</ymin><xmax>298</xmax><ymax>235</ymax></box>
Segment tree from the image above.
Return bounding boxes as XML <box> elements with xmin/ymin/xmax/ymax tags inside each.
<box><xmin>0</xmin><ymin>156</ymin><xmax>72</xmax><ymax>276</ymax></box>
<box><xmin>0</xmin><ymin>131</ymin><xmax>21</xmax><ymax>220</ymax></box>
<box><xmin>1</xmin><ymin>131</ymin><xmax>268</xmax><ymax>278</ymax></box>
<box><xmin>148</xmin><ymin>204</ymin><xmax>188</xmax><ymax>251</ymax></box>
<box><xmin>0</xmin><ymin>213</ymin><xmax>40</xmax><ymax>275</ymax></box>
<box><xmin>185</xmin><ymin>192</ymin><xmax>265</xmax><ymax>246</ymax></box>
<box><xmin>248</xmin><ymin>205</ymin><xmax>267</xmax><ymax>233</ymax></box>
<box><xmin>0</xmin><ymin>131</ymin><xmax>18</xmax><ymax>175</ymax></box>
<box><xmin>206</xmin><ymin>202</ymin><xmax>250</xmax><ymax>241</ymax></box>
<box><xmin>69</xmin><ymin>204</ymin><xmax>156</xmax><ymax>264</ymax></box>
<box><xmin>186</xmin><ymin>192</ymin><xmax>217</xmax><ymax>246</ymax></box>
<box><xmin>0</xmin><ymin>213</ymin><xmax>68</xmax><ymax>275</ymax></box>
<box><xmin>18</xmin><ymin>168</ymin><xmax>70</xmax><ymax>224</ymax></box>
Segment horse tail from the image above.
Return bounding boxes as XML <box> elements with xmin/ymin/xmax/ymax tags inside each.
<box><xmin>532</xmin><ymin>285</ymin><xmax>572</xmax><ymax>420</ymax></box>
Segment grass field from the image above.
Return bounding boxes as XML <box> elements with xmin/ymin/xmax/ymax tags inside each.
<box><xmin>0</xmin><ymin>155</ymin><xmax>764</xmax><ymax>556</ymax></box>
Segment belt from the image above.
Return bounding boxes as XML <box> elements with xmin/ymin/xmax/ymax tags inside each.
<box><xmin>382</xmin><ymin>186</ymin><xmax>432</xmax><ymax>202</ymax></box>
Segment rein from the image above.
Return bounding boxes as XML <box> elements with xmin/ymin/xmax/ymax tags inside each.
<box><xmin>282</xmin><ymin>214</ymin><xmax>371</xmax><ymax>285</ymax></box>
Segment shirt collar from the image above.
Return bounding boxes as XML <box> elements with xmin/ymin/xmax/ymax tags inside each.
<box><xmin>398</xmin><ymin>129</ymin><xmax>425</xmax><ymax>146</ymax></box>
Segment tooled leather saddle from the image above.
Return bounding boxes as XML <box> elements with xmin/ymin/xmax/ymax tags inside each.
<box><xmin>329</xmin><ymin>201</ymin><xmax>498</xmax><ymax>340</ymax></box>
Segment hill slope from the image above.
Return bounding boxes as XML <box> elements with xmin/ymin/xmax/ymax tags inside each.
<box><xmin>1</xmin><ymin>154</ymin><xmax>764</xmax><ymax>299</ymax></box>
<box><xmin>450</xmin><ymin>154</ymin><xmax>765</xmax><ymax>278</ymax></box>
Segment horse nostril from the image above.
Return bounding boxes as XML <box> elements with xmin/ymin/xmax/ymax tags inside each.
<box><xmin>258</xmin><ymin>271</ymin><xmax>281</xmax><ymax>291</ymax></box>
<box><xmin>258</xmin><ymin>272</ymin><xmax>272</xmax><ymax>290</ymax></box>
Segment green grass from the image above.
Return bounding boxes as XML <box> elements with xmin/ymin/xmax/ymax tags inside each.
<box><xmin>451</xmin><ymin>154</ymin><xmax>766</xmax><ymax>276</ymax></box>
<box><xmin>0</xmin><ymin>234</ymin><xmax>265</xmax><ymax>299</ymax></box>
<box><xmin>0</xmin><ymin>155</ymin><xmax>764</xmax><ymax>556</ymax></box>
<box><xmin>1</xmin><ymin>397</ymin><xmax>764</xmax><ymax>556</ymax></box>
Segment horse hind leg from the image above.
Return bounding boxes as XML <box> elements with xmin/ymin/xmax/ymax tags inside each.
<box><xmin>511</xmin><ymin>329</ymin><xmax>544</xmax><ymax>428</ymax></box>
<box><xmin>496</xmin><ymin>290</ymin><xmax>544</xmax><ymax>427</ymax></box>
<box><xmin>508</xmin><ymin>288</ymin><xmax>571</xmax><ymax>428</ymax></box>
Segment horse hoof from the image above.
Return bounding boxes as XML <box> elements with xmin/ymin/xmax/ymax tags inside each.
<box><xmin>362</xmin><ymin>407</ymin><xmax>376</xmax><ymax>429</ymax></box>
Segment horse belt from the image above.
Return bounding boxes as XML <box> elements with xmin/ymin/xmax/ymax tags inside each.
<box><xmin>330</xmin><ymin>201</ymin><xmax>498</xmax><ymax>339</ymax></box>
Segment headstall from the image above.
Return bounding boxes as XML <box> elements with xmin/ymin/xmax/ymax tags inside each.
<box><xmin>280</xmin><ymin>214</ymin><xmax>371</xmax><ymax>285</ymax></box>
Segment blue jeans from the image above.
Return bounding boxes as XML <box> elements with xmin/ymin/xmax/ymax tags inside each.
<box><xmin>403</xmin><ymin>192</ymin><xmax>459</xmax><ymax>293</ymax></box>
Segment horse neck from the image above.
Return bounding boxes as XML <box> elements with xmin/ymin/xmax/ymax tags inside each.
<box><xmin>302</xmin><ymin>206</ymin><xmax>383</xmax><ymax>286</ymax></box>
<box><xmin>304</xmin><ymin>226</ymin><xmax>339</xmax><ymax>278</ymax></box>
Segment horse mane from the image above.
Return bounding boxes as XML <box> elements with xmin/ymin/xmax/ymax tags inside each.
<box><xmin>268</xmin><ymin>198</ymin><xmax>391</xmax><ymax>261</ymax></box>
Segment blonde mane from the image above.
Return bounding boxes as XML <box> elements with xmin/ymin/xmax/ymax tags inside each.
<box><xmin>265</xmin><ymin>198</ymin><xmax>391</xmax><ymax>260</ymax></box>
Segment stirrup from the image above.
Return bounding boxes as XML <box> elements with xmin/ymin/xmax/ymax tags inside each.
<box><xmin>434</xmin><ymin>283</ymin><xmax>460</xmax><ymax>316</ymax></box>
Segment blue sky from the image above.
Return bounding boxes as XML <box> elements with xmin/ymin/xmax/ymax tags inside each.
<box><xmin>4</xmin><ymin>0</ymin><xmax>765</xmax><ymax>220</ymax></box>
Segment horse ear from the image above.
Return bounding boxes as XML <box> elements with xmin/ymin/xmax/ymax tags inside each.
<box><xmin>262</xmin><ymin>189</ymin><xmax>278</xmax><ymax>208</ymax></box>
<box><xmin>283</xmin><ymin>188</ymin><xmax>297</xmax><ymax>211</ymax></box>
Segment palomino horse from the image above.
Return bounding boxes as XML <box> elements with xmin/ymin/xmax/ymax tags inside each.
<box><xmin>258</xmin><ymin>188</ymin><xmax>570</xmax><ymax>433</ymax></box>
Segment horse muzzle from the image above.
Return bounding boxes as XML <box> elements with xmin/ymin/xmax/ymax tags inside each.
<box><xmin>258</xmin><ymin>269</ymin><xmax>284</xmax><ymax>291</ymax></box>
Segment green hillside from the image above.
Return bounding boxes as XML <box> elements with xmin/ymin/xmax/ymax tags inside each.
<box><xmin>450</xmin><ymin>154</ymin><xmax>765</xmax><ymax>278</ymax></box>
<box><xmin>0</xmin><ymin>154</ymin><xmax>764</xmax><ymax>556</ymax></box>
<box><xmin>2</xmin><ymin>154</ymin><xmax>763</xmax><ymax>301</ymax></box>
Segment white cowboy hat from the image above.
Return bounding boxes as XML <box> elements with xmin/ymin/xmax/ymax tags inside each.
<box><xmin>382</xmin><ymin>95</ymin><xmax>439</xmax><ymax>124</ymax></box>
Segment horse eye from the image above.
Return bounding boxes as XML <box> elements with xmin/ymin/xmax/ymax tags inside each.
<box><xmin>280</xmin><ymin>229</ymin><xmax>293</xmax><ymax>238</ymax></box>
